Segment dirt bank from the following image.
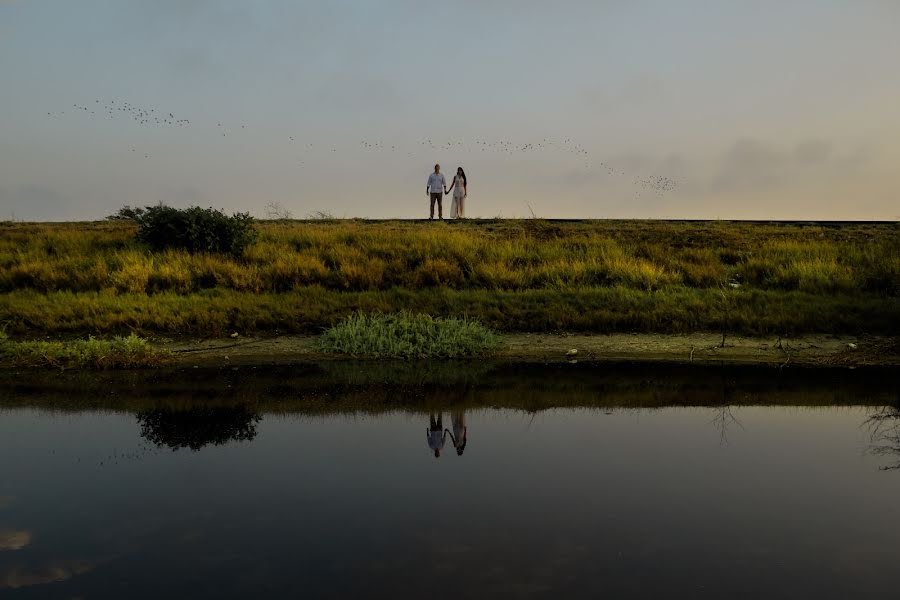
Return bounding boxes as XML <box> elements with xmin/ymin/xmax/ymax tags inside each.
<box><xmin>163</xmin><ymin>333</ymin><xmax>898</xmax><ymax>368</ymax></box>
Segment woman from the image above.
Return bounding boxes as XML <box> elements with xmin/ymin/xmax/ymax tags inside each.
<box><xmin>446</xmin><ymin>167</ymin><xmax>467</xmax><ymax>219</ymax></box>
<box><xmin>450</xmin><ymin>410</ymin><xmax>467</xmax><ymax>456</ymax></box>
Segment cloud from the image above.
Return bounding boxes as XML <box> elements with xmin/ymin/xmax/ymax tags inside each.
<box><xmin>581</xmin><ymin>76</ymin><xmax>667</xmax><ymax>112</ymax></box>
<box><xmin>714</xmin><ymin>138</ymin><xmax>784</xmax><ymax>188</ymax></box>
<box><xmin>0</xmin><ymin>184</ymin><xmax>65</xmax><ymax>221</ymax></box>
<box><xmin>0</xmin><ymin>496</ymin><xmax>13</xmax><ymax>510</ymax></box>
<box><xmin>0</xmin><ymin>530</ymin><xmax>31</xmax><ymax>551</ymax></box>
<box><xmin>708</xmin><ymin>137</ymin><xmax>863</xmax><ymax>194</ymax></box>
<box><xmin>794</xmin><ymin>139</ymin><xmax>833</xmax><ymax>165</ymax></box>
<box><xmin>313</xmin><ymin>75</ymin><xmax>405</xmax><ymax>114</ymax></box>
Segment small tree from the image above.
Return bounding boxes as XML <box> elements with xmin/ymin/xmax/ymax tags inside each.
<box><xmin>135</xmin><ymin>205</ymin><xmax>258</xmax><ymax>256</ymax></box>
<box><xmin>264</xmin><ymin>201</ymin><xmax>293</xmax><ymax>220</ymax></box>
<box><xmin>106</xmin><ymin>205</ymin><xmax>146</xmax><ymax>221</ymax></box>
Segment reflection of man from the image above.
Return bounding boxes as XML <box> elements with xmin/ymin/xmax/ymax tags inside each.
<box><xmin>427</xmin><ymin>413</ymin><xmax>446</xmax><ymax>458</ymax></box>
<box><xmin>451</xmin><ymin>411</ymin><xmax>467</xmax><ymax>456</ymax></box>
<box><xmin>426</xmin><ymin>164</ymin><xmax>446</xmax><ymax>220</ymax></box>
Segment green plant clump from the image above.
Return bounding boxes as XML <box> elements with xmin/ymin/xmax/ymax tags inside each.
<box><xmin>0</xmin><ymin>332</ymin><xmax>169</xmax><ymax>369</ymax></box>
<box><xmin>135</xmin><ymin>205</ymin><xmax>257</xmax><ymax>256</ymax></box>
<box><xmin>316</xmin><ymin>312</ymin><xmax>502</xmax><ymax>358</ymax></box>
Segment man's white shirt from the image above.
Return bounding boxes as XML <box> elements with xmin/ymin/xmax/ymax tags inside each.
<box><xmin>427</xmin><ymin>172</ymin><xmax>446</xmax><ymax>194</ymax></box>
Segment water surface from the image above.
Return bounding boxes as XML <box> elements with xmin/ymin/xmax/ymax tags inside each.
<box><xmin>1</xmin><ymin>364</ymin><xmax>898</xmax><ymax>598</ymax></box>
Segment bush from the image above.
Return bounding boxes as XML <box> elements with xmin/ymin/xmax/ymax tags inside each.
<box><xmin>0</xmin><ymin>333</ymin><xmax>169</xmax><ymax>369</ymax></box>
<box><xmin>316</xmin><ymin>311</ymin><xmax>502</xmax><ymax>358</ymax></box>
<box><xmin>135</xmin><ymin>205</ymin><xmax>258</xmax><ymax>256</ymax></box>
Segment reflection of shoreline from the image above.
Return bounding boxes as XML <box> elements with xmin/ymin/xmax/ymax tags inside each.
<box><xmin>0</xmin><ymin>529</ymin><xmax>31</xmax><ymax>551</ymax></box>
<box><xmin>2</xmin><ymin>363</ymin><xmax>897</xmax><ymax>415</ymax></box>
<box><xmin>1</xmin><ymin>559</ymin><xmax>97</xmax><ymax>589</ymax></box>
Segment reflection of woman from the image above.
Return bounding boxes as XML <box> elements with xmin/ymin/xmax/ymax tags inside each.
<box><xmin>427</xmin><ymin>413</ymin><xmax>446</xmax><ymax>458</ymax></box>
<box><xmin>446</xmin><ymin>167</ymin><xmax>467</xmax><ymax>219</ymax></box>
<box><xmin>450</xmin><ymin>411</ymin><xmax>467</xmax><ymax>456</ymax></box>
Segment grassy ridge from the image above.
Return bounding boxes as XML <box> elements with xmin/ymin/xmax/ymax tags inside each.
<box><xmin>2</xmin><ymin>220</ymin><xmax>897</xmax><ymax>294</ymax></box>
<box><xmin>0</xmin><ymin>220</ymin><xmax>897</xmax><ymax>336</ymax></box>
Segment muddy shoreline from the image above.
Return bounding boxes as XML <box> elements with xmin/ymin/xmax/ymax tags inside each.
<box><xmin>161</xmin><ymin>332</ymin><xmax>898</xmax><ymax>368</ymax></box>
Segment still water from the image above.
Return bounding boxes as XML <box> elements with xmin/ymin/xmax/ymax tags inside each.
<box><xmin>1</xmin><ymin>364</ymin><xmax>899</xmax><ymax>599</ymax></box>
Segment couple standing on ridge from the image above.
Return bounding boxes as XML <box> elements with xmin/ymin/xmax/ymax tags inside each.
<box><xmin>426</xmin><ymin>163</ymin><xmax>467</xmax><ymax>220</ymax></box>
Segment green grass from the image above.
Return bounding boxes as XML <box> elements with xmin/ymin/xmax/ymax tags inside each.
<box><xmin>1</xmin><ymin>286</ymin><xmax>897</xmax><ymax>336</ymax></box>
<box><xmin>316</xmin><ymin>311</ymin><xmax>501</xmax><ymax>358</ymax></box>
<box><xmin>0</xmin><ymin>331</ymin><xmax>169</xmax><ymax>369</ymax></box>
<box><xmin>0</xmin><ymin>219</ymin><xmax>897</xmax><ymax>336</ymax></box>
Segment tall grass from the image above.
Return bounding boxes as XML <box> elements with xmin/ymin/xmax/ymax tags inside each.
<box><xmin>2</xmin><ymin>287</ymin><xmax>895</xmax><ymax>336</ymax></box>
<box><xmin>0</xmin><ymin>220</ymin><xmax>897</xmax><ymax>336</ymax></box>
<box><xmin>316</xmin><ymin>312</ymin><xmax>502</xmax><ymax>358</ymax></box>
<box><xmin>0</xmin><ymin>332</ymin><xmax>169</xmax><ymax>369</ymax></box>
<box><xmin>1</xmin><ymin>221</ymin><xmax>896</xmax><ymax>295</ymax></box>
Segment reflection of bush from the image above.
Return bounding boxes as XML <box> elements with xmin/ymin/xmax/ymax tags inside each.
<box><xmin>319</xmin><ymin>359</ymin><xmax>496</xmax><ymax>387</ymax></box>
<box><xmin>136</xmin><ymin>406</ymin><xmax>261</xmax><ymax>451</ymax></box>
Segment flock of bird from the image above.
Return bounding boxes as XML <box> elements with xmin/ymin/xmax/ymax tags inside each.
<box><xmin>48</xmin><ymin>98</ymin><xmax>682</xmax><ymax>197</ymax></box>
<box><xmin>50</xmin><ymin>99</ymin><xmax>190</xmax><ymax>128</ymax></box>
<box><xmin>634</xmin><ymin>174</ymin><xmax>682</xmax><ymax>197</ymax></box>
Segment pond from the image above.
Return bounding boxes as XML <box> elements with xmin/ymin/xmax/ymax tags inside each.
<box><xmin>1</xmin><ymin>363</ymin><xmax>899</xmax><ymax>599</ymax></box>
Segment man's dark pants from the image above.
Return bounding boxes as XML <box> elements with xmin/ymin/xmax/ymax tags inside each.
<box><xmin>430</xmin><ymin>193</ymin><xmax>443</xmax><ymax>219</ymax></box>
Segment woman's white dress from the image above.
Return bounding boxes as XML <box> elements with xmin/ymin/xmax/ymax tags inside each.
<box><xmin>451</xmin><ymin>175</ymin><xmax>466</xmax><ymax>218</ymax></box>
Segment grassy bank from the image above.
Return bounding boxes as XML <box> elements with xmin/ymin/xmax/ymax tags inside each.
<box><xmin>1</xmin><ymin>220</ymin><xmax>897</xmax><ymax>336</ymax></box>
<box><xmin>0</xmin><ymin>332</ymin><xmax>169</xmax><ymax>369</ymax></box>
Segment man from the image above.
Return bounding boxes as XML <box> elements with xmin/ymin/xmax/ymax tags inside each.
<box><xmin>427</xmin><ymin>413</ymin><xmax>447</xmax><ymax>458</ymax></box>
<box><xmin>426</xmin><ymin>164</ymin><xmax>446</xmax><ymax>220</ymax></box>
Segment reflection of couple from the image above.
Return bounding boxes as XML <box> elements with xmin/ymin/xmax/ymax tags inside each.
<box><xmin>426</xmin><ymin>163</ymin><xmax>467</xmax><ymax>220</ymax></box>
<box><xmin>427</xmin><ymin>411</ymin><xmax>467</xmax><ymax>458</ymax></box>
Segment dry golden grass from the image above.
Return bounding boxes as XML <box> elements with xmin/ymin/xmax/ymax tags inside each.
<box><xmin>0</xmin><ymin>219</ymin><xmax>897</xmax><ymax>336</ymax></box>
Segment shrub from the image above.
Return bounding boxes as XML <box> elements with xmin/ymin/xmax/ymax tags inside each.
<box><xmin>0</xmin><ymin>333</ymin><xmax>169</xmax><ymax>369</ymax></box>
<box><xmin>316</xmin><ymin>311</ymin><xmax>502</xmax><ymax>358</ymax></box>
<box><xmin>135</xmin><ymin>205</ymin><xmax>257</xmax><ymax>256</ymax></box>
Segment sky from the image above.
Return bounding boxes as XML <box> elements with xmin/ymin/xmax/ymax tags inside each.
<box><xmin>0</xmin><ymin>0</ymin><xmax>898</xmax><ymax>221</ymax></box>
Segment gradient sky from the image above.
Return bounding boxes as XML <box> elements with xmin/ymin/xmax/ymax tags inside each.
<box><xmin>1</xmin><ymin>0</ymin><xmax>898</xmax><ymax>220</ymax></box>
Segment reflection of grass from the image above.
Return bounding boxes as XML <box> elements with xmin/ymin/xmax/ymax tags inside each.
<box><xmin>0</xmin><ymin>220</ymin><xmax>897</xmax><ymax>336</ymax></box>
<box><xmin>0</xmin><ymin>332</ymin><xmax>168</xmax><ymax>369</ymax></box>
<box><xmin>318</xmin><ymin>358</ymin><xmax>497</xmax><ymax>386</ymax></box>
<box><xmin>316</xmin><ymin>312</ymin><xmax>501</xmax><ymax>358</ymax></box>
<box><xmin>3</xmin><ymin>363</ymin><xmax>897</xmax><ymax>414</ymax></box>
